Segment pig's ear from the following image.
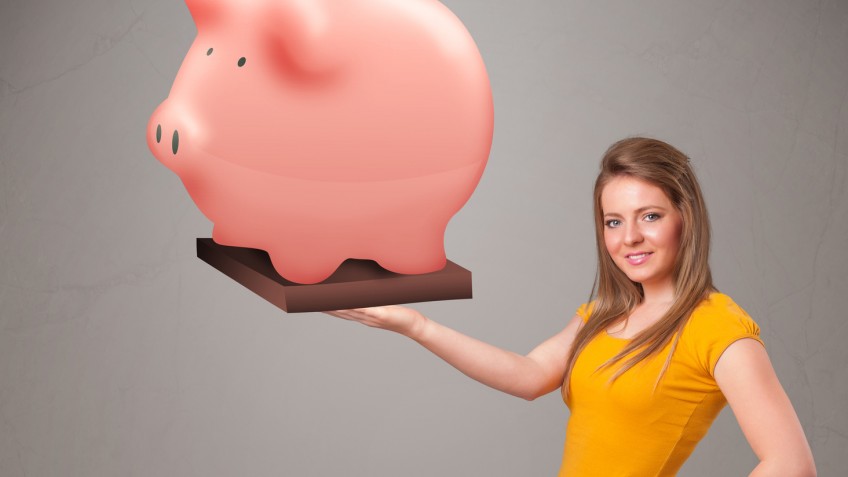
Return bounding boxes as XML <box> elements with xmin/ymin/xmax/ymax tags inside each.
<box><xmin>261</xmin><ymin>0</ymin><xmax>340</xmax><ymax>75</ymax></box>
<box><xmin>185</xmin><ymin>0</ymin><xmax>224</xmax><ymax>27</ymax></box>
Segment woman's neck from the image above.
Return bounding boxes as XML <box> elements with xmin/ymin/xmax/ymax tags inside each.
<box><xmin>640</xmin><ymin>280</ymin><xmax>675</xmax><ymax>305</ymax></box>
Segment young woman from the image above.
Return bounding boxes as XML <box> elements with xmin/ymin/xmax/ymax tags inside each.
<box><xmin>326</xmin><ymin>138</ymin><xmax>816</xmax><ymax>476</ymax></box>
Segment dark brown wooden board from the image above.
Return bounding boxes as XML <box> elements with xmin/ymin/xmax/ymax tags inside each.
<box><xmin>196</xmin><ymin>238</ymin><xmax>472</xmax><ymax>312</ymax></box>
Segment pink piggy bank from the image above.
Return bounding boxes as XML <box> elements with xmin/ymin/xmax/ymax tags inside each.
<box><xmin>147</xmin><ymin>0</ymin><xmax>494</xmax><ymax>284</ymax></box>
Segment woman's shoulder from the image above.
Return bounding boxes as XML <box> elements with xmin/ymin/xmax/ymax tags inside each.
<box><xmin>681</xmin><ymin>292</ymin><xmax>764</xmax><ymax>376</ymax></box>
<box><xmin>687</xmin><ymin>292</ymin><xmax>760</xmax><ymax>332</ymax></box>
<box><xmin>574</xmin><ymin>301</ymin><xmax>596</xmax><ymax>323</ymax></box>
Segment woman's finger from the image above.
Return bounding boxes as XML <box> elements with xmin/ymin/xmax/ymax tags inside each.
<box><xmin>325</xmin><ymin>309</ymin><xmax>375</xmax><ymax>322</ymax></box>
<box><xmin>324</xmin><ymin>310</ymin><xmax>351</xmax><ymax>320</ymax></box>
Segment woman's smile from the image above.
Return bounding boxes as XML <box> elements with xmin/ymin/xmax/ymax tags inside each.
<box><xmin>624</xmin><ymin>251</ymin><xmax>653</xmax><ymax>265</ymax></box>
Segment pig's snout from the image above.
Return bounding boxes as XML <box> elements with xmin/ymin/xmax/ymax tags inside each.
<box><xmin>153</xmin><ymin>123</ymin><xmax>180</xmax><ymax>155</ymax></box>
<box><xmin>148</xmin><ymin>100</ymin><xmax>194</xmax><ymax>172</ymax></box>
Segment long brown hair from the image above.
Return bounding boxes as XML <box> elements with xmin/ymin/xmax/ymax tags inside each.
<box><xmin>562</xmin><ymin>137</ymin><xmax>714</xmax><ymax>400</ymax></box>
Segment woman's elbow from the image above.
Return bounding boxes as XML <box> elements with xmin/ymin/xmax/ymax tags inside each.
<box><xmin>799</xmin><ymin>459</ymin><xmax>817</xmax><ymax>477</ymax></box>
<box><xmin>759</xmin><ymin>457</ymin><xmax>816</xmax><ymax>477</ymax></box>
<box><xmin>519</xmin><ymin>383</ymin><xmax>555</xmax><ymax>401</ymax></box>
<box><xmin>791</xmin><ymin>448</ymin><xmax>817</xmax><ymax>476</ymax></box>
<box><xmin>792</xmin><ymin>464</ymin><xmax>817</xmax><ymax>477</ymax></box>
<box><xmin>521</xmin><ymin>391</ymin><xmax>539</xmax><ymax>402</ymax></box>
<box><xmin>791</xmin><ymin>463</ymin><xmax>817</xmax><ymax>477</ymax></box>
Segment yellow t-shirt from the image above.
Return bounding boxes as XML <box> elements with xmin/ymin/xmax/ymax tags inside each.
<box><xmin>559</xmin><ymin>292</ymin><xmax>763</xmax><ymax>477</ymax></box>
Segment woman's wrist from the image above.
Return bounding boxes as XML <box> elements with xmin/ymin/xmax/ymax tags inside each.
<box><xmin>405</xmin><ymin>310</ymin><xmax>431</xmax><ymax>341</ymax></box>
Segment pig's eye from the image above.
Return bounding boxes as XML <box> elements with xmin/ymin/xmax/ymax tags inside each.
<box><xmin>206</xmin><ymin>48</ymin><xmax>213</xmax><ymax>56</ymax></box>
<box><xmin>238</xmin><ymin>57</ymin><xmax>246</xmax><ymax>67</ymax></box>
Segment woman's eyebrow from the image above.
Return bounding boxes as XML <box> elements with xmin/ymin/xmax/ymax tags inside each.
<box><xmin>603</xmin><ymin>205</ymin><xmax>668</xmax><ymax>217</ymax></box>
<box><xmin>635</xmin><ymin>205</ymin><xmax>668</xmax><ymax>213</ymax></box>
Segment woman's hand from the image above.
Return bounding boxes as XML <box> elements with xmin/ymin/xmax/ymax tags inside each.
<box><xmin>324</xmin><ymin>306</ymin><xmax>428</xmax><ymax>339</ymax></box>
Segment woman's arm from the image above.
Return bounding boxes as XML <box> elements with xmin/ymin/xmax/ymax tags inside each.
<box><xmin>325</xmin><ymin>306</ymin><xmax>583</xmax><ymax>401</ymax></box>
<box><xmin>714</xmin><ymin>339</ymin><xmax>816</xmax><ymax>477</ymax></box>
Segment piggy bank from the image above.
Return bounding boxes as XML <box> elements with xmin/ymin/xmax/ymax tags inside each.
<box><xmin>147</xmin><ymin>0</ymin><xmax>494</xmax><ymax>285</ymax></box>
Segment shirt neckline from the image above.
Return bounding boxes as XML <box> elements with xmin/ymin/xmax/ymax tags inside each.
<box><xmin>601</xmin><ymin>292</ymin><xmax>722</xmax><ymax>341</ymax></box>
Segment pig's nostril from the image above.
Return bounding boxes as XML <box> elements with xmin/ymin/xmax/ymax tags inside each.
<box><xmin>172</xmin><ymin>130</ymin><xmax>179</xmax><ymax>155</ymax></box>
<box><xmin>238</xmin><ymin>57</ymin><xmax>246</xmax><ymax>67</ymax></box>
<box><xmin>156</xmin><ymin>124</ymin><xmax>162</xmax><ymax>143</ymax></box>
<box><xmin>207</xmin><ymin>47</ymin><xmax>213</xmax><ymax>56</ymax></box>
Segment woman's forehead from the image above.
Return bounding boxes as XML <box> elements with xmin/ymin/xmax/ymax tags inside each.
<box><xmin>600</xmin><ymin>176</ymin><xmax>673</xmax><ymax>213</ymax></box>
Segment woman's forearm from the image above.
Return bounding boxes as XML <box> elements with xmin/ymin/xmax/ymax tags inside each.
<box><xmin>325</xmin><ymin>306</ymin><xmax>575</xmax><ymax>400</ymax></box>
<box><xmin>408</xmin><ymin>316</ymin><xmax>548</xmax><ymax>400</ymax></box>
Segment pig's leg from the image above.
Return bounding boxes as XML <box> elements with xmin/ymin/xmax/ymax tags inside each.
<box><xmin>265</xmin><ymin>230</ymin><xmax>348</xmax><ymax>284</ymax></box>
<box><xmin>372</xmin><ymin>221</ymin><xmax>448</xmax><ymax>275</ymax></box>
<box><xmin>213</xmin><ymin>224</ymin><xmax>342</xmax><ymax>284</ymax></box>
<box><xmin>267</xmin><ymin>250</ymin><xmax>342</xmax><ymax>285</ymax></box>
<box><xmin>210</xmin><ymin>223</ymin><xmax>243</xmax><ymax>247</ymax></box>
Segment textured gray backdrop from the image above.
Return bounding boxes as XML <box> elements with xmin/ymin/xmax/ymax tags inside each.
<box><xmin>1</xmin><ymin>0</ymin><xmax>846</xmax><ymax>475</ymax></box>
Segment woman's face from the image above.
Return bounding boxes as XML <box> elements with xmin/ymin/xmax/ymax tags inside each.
<box><xmin>601</xmin><ymin>176</ymin><xmax>683</xmax><ymax>292</ymax></box>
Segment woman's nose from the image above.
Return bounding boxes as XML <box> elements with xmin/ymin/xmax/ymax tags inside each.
<box><xmin>624</xmin><ymin>224</ymin><xmax>644</xmax><ymax>245</ymax></box>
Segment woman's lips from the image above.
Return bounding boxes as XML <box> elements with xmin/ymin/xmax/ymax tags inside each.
<box><xmin>625</xmin><ymin>252</ymin><xmax>653</xmax><ymax>265</ymax></box>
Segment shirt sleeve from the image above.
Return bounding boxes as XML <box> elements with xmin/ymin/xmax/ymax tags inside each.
<box><xmin>687</xmin><ymin>296</ymin><xmax>764</xmax><ymax>377</ymax></box>
<box><xmin>575</xmin><ymin>302</ymin><xmax>595</xmax><ymax>324</ymax></box>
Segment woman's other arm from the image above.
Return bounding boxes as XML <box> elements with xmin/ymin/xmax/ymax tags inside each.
<box><xmin>714</xmin><ymin>339</ymin><xmax>816</xmax><ymax>477</ymax></box>
<box><xmin>325</xmin><ymin>306</ymin><xmax>583</xmax><ymax>401</ymax></box>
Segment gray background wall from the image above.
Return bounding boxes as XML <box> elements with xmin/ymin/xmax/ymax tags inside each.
<box><xmin>1</xmin><ymin>0</ymin><xmax>846</xmax><ymax>475</ymax></box>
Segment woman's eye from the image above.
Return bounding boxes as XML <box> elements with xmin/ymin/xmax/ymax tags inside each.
<box><xmin>605</xmin><ymin>219</ymin><xmax>621</xmax><ymax>228</ymax></box>
<box><xmin>644</xmin><ymin>213</ymin><xmax>661</xmax><ymax>221</ymax></box>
